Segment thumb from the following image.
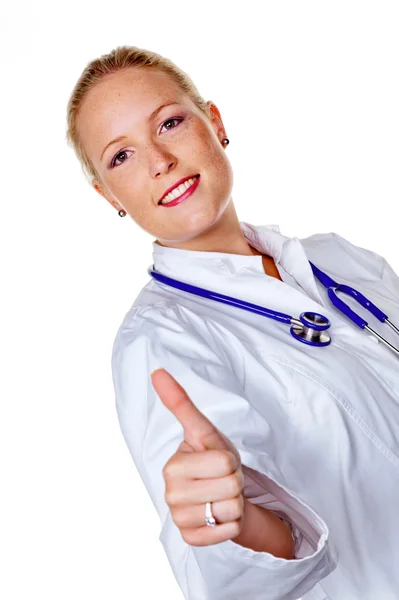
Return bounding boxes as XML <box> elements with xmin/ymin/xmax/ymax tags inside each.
<box><xmin>177</xmin><ymin>440</ymin><xmax>195</xmax><ymax>453</ymax></box>
<box><xmin>151</xmin><ymin>368</ymin><xmax>229</xmax><ymax>452</ymax></box>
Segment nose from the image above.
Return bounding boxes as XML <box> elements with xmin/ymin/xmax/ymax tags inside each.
<box><xmin>146</xmin><ymin>142</ymin><xmax>177</xmax><ymax>178</ymax></box>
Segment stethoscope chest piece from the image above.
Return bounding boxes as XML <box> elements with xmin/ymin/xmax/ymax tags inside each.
<box><xmin>290</xmin><ymin>312</ymin><xmax>332</xmax><ymax>347</ymax></box>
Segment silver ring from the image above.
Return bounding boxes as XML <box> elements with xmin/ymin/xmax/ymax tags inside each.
<box><xmin>205</xmin><ymin>501</ymin><xmax>216</xmax><ymax>527</ymax></box>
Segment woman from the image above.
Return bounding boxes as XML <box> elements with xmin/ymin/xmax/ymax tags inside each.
<box><xmin>66</xmin><ymin>45</ymin><xmax>399</xmax><ymax>600</ymax></box>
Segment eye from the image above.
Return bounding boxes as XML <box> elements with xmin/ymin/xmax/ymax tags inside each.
<box><xmin>111</xmin><ymin>150</ymin><xmax>133</xmax><ymax>168</ymax></box>
<box><xmin>160</xmin><ymin>117</ymin><xmax>183</xmax><ymax>133</ymax></box>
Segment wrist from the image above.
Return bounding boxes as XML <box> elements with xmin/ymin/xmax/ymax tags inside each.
<box><xmin>232</xmin><ymin>496</ymin><xmax>295</xmax><ymax>559</ymax></box>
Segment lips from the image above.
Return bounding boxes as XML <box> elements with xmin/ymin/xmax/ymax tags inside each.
<box><xmin>158</xmin><ymin>174</ymin><xmax>199</xmax><ymax>204</ymax></box>
<box><xmin>159</xmin><ymin>175</ymin><xmax>200</xmax><ymax>208</ymax></box>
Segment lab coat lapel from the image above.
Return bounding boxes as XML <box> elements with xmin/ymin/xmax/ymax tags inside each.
<box><xmin>279</xmin><ymin>238</ymin><xmax>325</xmax><ymax>306</ymax></box>
<box><xmin>240</xmin><ymin>223</ymin><xmax>325</xmax><ymax>306</ymax></box>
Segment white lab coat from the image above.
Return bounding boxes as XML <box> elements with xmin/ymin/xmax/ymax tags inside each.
<box><xmin>111</xmin><ymin>222</ymin><xmax>399</xmax><ymax>600</ymax></box>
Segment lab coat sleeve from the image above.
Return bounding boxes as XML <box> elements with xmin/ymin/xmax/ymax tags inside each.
<box><xmin>111</xmin><ymin>308</ymin><xmax>338</xmax><ymax>600</ymax></box>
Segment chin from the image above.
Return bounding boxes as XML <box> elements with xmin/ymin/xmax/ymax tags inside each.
<box><xmin>153</xmin><ymin>194</ymin><xmax>230</xmax><ymax>245</ymax></box>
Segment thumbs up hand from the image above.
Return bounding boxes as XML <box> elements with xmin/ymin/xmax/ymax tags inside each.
<box><xmin>151</xmin><ymin>368</ymin><xmax>246</xmax><ymax>547</ymax></box>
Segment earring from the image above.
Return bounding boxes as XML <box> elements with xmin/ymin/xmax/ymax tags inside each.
<box><xmin>222</xmin><ymin>138</ymin><xmax>230</xmax><ymax>147</ymax></box>
<box><xmin>118</xmin><ymin>209</ymin><xmax>126</xmax><ymax>217</ymax></box>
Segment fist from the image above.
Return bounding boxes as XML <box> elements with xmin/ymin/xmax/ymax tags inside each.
<box><xmin>151</xmin><ymin>368</ymin><xmax>246</xmax><ymax>546</ymax></box>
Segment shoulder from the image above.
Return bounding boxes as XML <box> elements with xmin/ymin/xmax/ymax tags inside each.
<box><xmin>299</xmin><ymin>231</ymin><xmax>386</xmax><ymax>280</ymax></box>
<box><xmin>112</xmin><ymin>302</ymin><xmax>191</xmax><ymax>360</ymax></box>
<box><xmin>111</xmin><ymin>300</ymin><xmax>236</xmax><ymax>367</ymax></box>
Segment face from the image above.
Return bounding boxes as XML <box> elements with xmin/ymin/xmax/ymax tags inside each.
<box><xmin>77</xmin><ymin>67</ymin><xmax>235</xmax><ymax>249</ymax></box>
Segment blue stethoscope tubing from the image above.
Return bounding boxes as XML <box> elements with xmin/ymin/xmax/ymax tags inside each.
<box><xmin>147</xmin><ymin>261</ymin><xmax>399</xmax><ymax>358</ymax></box>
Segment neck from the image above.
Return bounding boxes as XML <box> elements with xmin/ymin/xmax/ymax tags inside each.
<box><xmin>155</xmin><ymin>200</ymin><xmax>256</xmax><ymax>256</ymax></box>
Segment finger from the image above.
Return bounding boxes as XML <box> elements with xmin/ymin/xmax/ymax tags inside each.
<box><xmin>165</xmin><ymin>469</ymin><xmax>244</xmax><ymax>506</ymax></box>
<box><xmin>163</xmin><ymin>449</ymin><xmax>238</xmax><ymax>480</ymax></box>
<box><xmin>151</xmin><ymin>368</ymin><xmax>226</xmax><ymax>451</ymax></box>
<box><xmin>176</xmin><ymin>440</ymin><xmax>195</xmax><ymax>453</ymax></box>
<box><xmin>171</xmin><ymin>495</ymin><xmax>244</xmax><ymax>529</ymax></box>
<box><xmin>180</xmin><ymin>517</ymin><xmax>244</xmax><ymax>547</ymax></box>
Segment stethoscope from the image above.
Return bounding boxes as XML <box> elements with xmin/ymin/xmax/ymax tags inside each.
<box><xmin>147</xmin><ymin>262</ymin><xmax>399</xmax><ymax>358</ymax></box>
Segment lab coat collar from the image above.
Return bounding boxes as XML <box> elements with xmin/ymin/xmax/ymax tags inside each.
<box><xmin>151</xmin><ymin>222</ymin><xmax>324</xmax><ymax>304</ymax></box>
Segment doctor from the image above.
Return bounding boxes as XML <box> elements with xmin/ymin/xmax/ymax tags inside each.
<box><xmin>66</xmin><ymin>45</ymin><xmax>399</xmax><ymax>600</ymax></box>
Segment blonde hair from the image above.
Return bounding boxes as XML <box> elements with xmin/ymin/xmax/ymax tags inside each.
<box><xmin>65</xmin><ymin>45</ymin><xmax>211</xmax><ymax>185</ymax></box>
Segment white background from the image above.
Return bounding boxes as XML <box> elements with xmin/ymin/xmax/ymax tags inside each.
<box><xmin>1</xmin><ymin>1</ymin><xmax>398</xmax><ymax>598</ymax></box>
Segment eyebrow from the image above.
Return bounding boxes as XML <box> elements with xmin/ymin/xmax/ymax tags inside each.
<box><xmin>100</xmin><ymin>101</ymin><xmax>180</xmax><ymax>161</ymax></box>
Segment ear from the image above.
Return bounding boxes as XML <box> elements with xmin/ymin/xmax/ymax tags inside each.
<box><xmin>92</xmin><ymin>180</ymin><xmax>106</xmax><ymax>198</ymax></box>
<box><xmin>206</xmin><ymin>101</ymin><xmax>227</xmax><ymax>144</ymax></box>
<box><xmin>92</xmin><ymin>180</ymin><xmax>121</xmax><ymax>213</ymax></box>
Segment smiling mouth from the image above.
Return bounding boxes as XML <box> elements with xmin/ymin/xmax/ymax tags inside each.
<box><xmin>158</xmin><ymin>175</ymin><xmax>200</xmax><ymax>205</ymax></box>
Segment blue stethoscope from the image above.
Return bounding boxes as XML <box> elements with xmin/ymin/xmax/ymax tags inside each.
<box><xmin>147</xmin><ymin>262</ymin><xmax>399</xmax><ymax>358</ymax></box>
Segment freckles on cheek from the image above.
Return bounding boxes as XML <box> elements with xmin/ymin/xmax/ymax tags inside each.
<box><xmin>133</xmin><ymin>201</ymin><xmax>155</xmax><ymax>224</ymax></box>
<box><xmin>194</xmin><ymin>124</ymin><xmax>219</xmax><ymax>161</ymax></box>
<box><xmin>197</xmin><ymin>142</ymin><xmax>221</xmax><ymax>171</ymax></box>
<box><xmin>206</xmin><ymin>146</ymin><xmax>227</xmax><ymax>176</ymax></box>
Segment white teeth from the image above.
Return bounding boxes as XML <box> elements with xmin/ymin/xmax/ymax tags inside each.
<box><xmin>160</xmin><ymin>176</ymin><xmax>198</xmax><ymax>204</ymax></box>
<box><xmin>168</xmin><ymin>185</ymin><xmax>183</xmax><ymax>200</ymax></box>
